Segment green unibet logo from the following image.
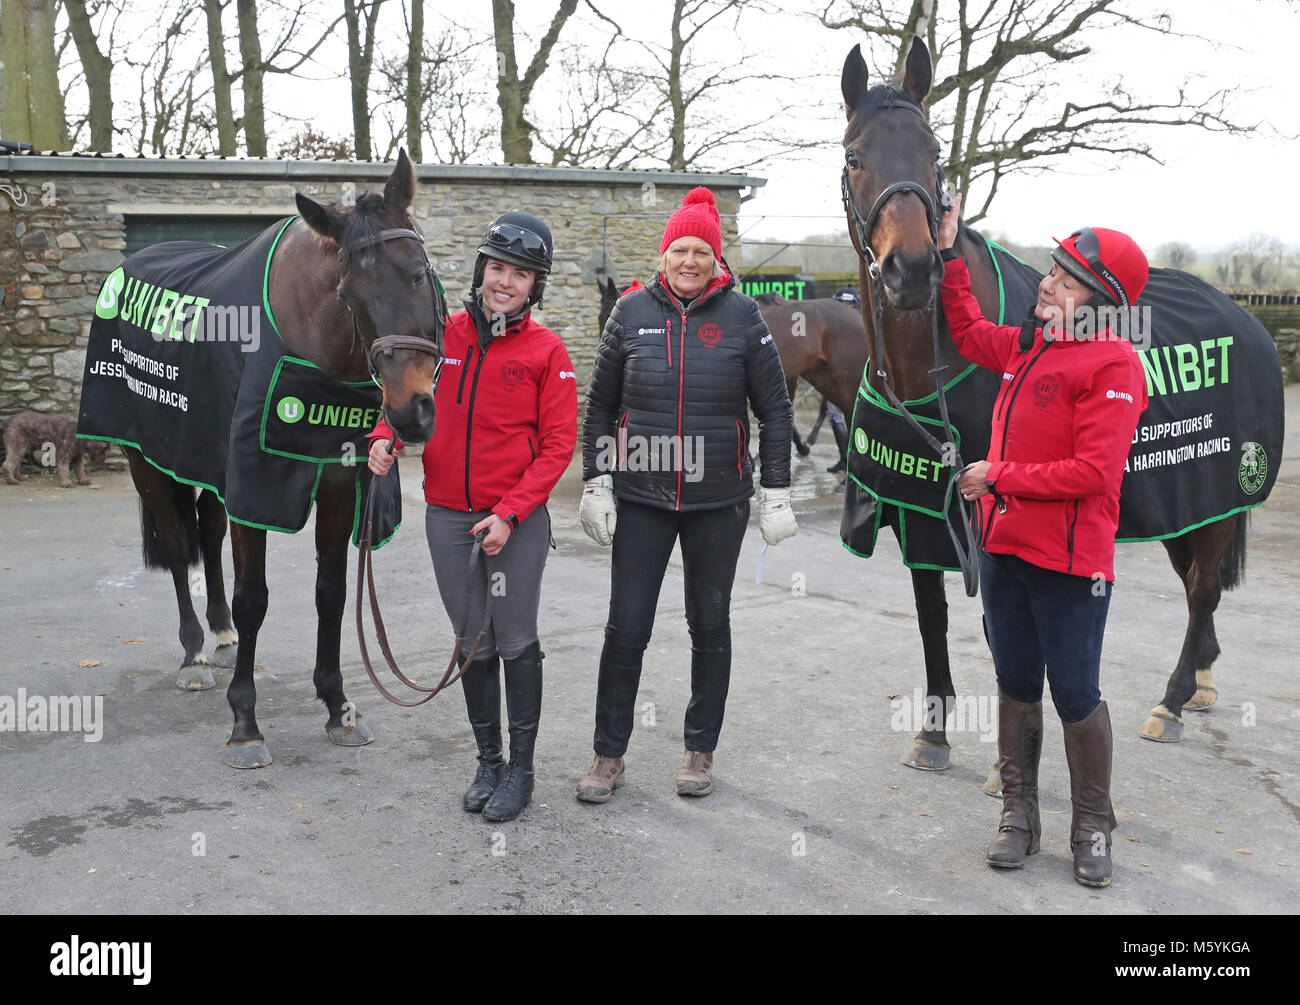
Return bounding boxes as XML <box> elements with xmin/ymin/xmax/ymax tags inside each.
<box><xmin>854</xmin><ymin>428</ymin><xmax>868</xmax><ymax>454</ymax></box>
<box><xmin>277</xmin><ymin>396</ymin><xmax>305</xmax><ymax>423</ymax></box>
<box><xmin>95</xmin><ymin>267</ymin><xmax>125</xmax><ymax>319</ymax></box>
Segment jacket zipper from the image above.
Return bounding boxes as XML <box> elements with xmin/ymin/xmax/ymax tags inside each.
<box><xmin>527</xmin><ymin>436</ymin><xmax>536</xmax><ymax>462</ymax></box>
<box><xmin>456</xmin><ymin>345</ymin><xmax>474</xmax><ymax>404</ymax></box>
<box><xmin>617</xmin><ymin>413</ymin><xmax>628</xmax><ymax>470</ymax></box>
<box><xmin>982</xmin><ymin>342</ymin><xmax>1052</xmax><ymax>548</ymax></box>
<box><xmin>675</xmin><ymin>309</ymin><xmax>687</xmax><ymax>510</ymax></box>
<box><xmin>666</xmin><ymin>318</ymin><xmax>673</xmax><ymax>368</ymax></box>
<box><xmin>1067</xmin><ymin>499</ymin><xmax>1079</xmax><ymax>573</ymax></box>
<box><xmin>994</xmin><ymin>343</ymin><xmax>1044</xmax><ymax>423</ymax></box>
<box><xmin>464</xmin><ymin>340</ymin><xmax>490</xmax><ymax>510</ymax></box>
<box><xmin>736</xmin><ymin>419</ymin><xmax>747</xmax><ymax>479</ymax></box>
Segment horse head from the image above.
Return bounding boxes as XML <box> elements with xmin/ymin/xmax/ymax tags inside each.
<box><xmin>295</xmin><ymin>149</ymin><xmax>446</xmax><ymax>445</ymax></box>
<box><xmin>841</xmin><ymin>38</ymin><xmax>945</xmax><ymax>311</ymax></box>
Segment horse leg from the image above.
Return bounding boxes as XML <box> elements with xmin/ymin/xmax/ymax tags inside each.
<box><xmin>197</xmin><ymin>488</ymin><xmax>238</xmax><ymax>668</ymax></box>
<box><xmin>1159</xmin><ymin>528</ymin><xmax>1222</xmax><ymax>713</ymax></box>
<box><xmin>1140</xmin><ymin>519</ymin><xmax>1234</xmax><ymax>742</ymax></box>
<box><xmin>125</xmin><ymin>449</ymin><xmax>212</xmax><ymax>690</ymax></box>
<box><xmin>315</xmin><ymin>476</ymin><xmax>373</xmax><ymax>747</ymax></box>
<box><xmin>225</xmin><ymin>524</ymin><xmax>271</xmax><ymax>767</ymax></box>
<box><xmin>903</xmin><ymin>567</ymin><xmax>955</xmax><ymax>770</ymax></box>
<box><xmin>805</xmin><ymin>396</ymin><xmax>828</xmax><ymax>447</ymax></box>
<box><xmin>791</xmin><ymin>379</ymin><xmax>810</xmax><ymax>456</ymax></box>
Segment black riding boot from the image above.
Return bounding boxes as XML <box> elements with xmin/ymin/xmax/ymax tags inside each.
<box><xmin>459</xmin><ymin>654</ymin><xmax>503</xmax><ymax>813</ymax></box>
<box><xmin>828</xmin><ymin>416</ymin><xmax>849</xmax><ymax>474</ymax></box>
<box><xmin>482</xmin><ymin>642</ymin><xmax>542</xmax><ymax>822</ymax></box>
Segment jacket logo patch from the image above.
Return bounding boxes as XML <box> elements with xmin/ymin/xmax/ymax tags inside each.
<box><xmin>1106</xmin><ymin>389</ymin><xmax>1133</xmax><ymax>403</ymax></box>
<box><xmin>638</xmin><ymin>327</ymin><xmax>666</xmax><ymax>335</ymax></box>
<box><xmin>559</xmin><ymin>370</ymin><xmax>575</xmax><ymax>380</ymax></box>
<box><xmin>500</xmin><ymin>360</ymin><xmax>525</xmax><ymax>386</ymax></box>
<box><xmin>698</xmin><ymin>322</ymin><xmax>722</xmax><ymax>348</ymax></box>
<box><xmin>1032</xmin><ymin>372</ymin><xmax>1061</xmax><ymax>407</ymax></box>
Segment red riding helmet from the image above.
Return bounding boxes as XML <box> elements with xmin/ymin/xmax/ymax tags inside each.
<box><xmin>1051</xmin><ymin>227</ymin><xmax>1149</xmax><ymax>308</ymax></box>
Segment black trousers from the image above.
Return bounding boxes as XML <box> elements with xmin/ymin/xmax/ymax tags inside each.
<box><xmin>593</xmin><ymin>498</ymin><xmax>750</xmax><ymax>757</ymax></box>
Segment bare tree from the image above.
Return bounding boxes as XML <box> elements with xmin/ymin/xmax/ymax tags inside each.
<box><xmin>203</xmin><ymin>0</ymin><xmax>238</xmax><ymax>154</ymax></box>
<box><xmin>278</xmin><ymin>126</ymin><xmax>352</xmax><ymax>159</ymax></box>
<box><xmin>344</xmin><ymin>0</ymin><xmax>385</xmax><ymax>161</ymax></box>
<box><xmin>2</xmin><ymin>0</ymin><xmax>70</xmax><ymax>148</ymax></box>
<box><xmin>1232</xmin><ymin>233</ymin><xmax>1284</xmax><ymax>289</ymax></box>
<box><xmin>118</xmin><ymin>1</ymin><xmax>213</xmax><ymax>155</ymax></box>
<box><xmin>820</xmin><ymin>0</ymin><xmax>1253</xmax><ymax>224</ymax></box>
<box><xmin>405</xmin><ymin>0</ymin><xmax>421</xmax><ymax>161</ymax></box>
<box><xmin>64</xmin><ymin>0</ymin><xmax>115</xmax><ymax>151</ymax></box>
<box><xmin>1156</xmin><ymin>241</ymin><xmax>1196</xmax><ymax>270</ymax></box>
<box><xmin>491</xmin><ymin>0</ymin><xmax>579</xmax><ymax>164</ymax></box>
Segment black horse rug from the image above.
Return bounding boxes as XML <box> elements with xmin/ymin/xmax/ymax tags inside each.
<box><xmin>77</xmin><ymin>217</ymin><xmax>401</xmax><ymax>546</ymax></box>
<box><xmin>841</xmin><ymin>237</ymin><xmax>1284</xmax><ymax>570</ymax></box>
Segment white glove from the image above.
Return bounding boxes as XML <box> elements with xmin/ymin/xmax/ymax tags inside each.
<box><xmin>579</xmin><ymin>475</ymin><xmax>617</xmax><ymax>546</ymax></box>
<box><xmin>758</xmin><ymin>486</ymin><xmax>798</xmax><ymax>546</ymax></box>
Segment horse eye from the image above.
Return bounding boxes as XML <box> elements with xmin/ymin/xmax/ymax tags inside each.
<box><xmin>411</xmin><ymin>271</ymin><xmax>426</xmax><ymax>288</ymax></box>
<box><xmin>845</xmin><ymin>149</ymin><xmax>861</xmax><ymax>170</ymax></box>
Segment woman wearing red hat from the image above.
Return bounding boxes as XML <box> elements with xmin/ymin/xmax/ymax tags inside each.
<box><xmin>575</xmin><ymin>186</ymin><xmax>796</xmax><ymax>802</ymax></box>
<box><xmin>938</xmin><ymin>194</ymin><xmax>1149</xmax><ymax>887</ymax></box>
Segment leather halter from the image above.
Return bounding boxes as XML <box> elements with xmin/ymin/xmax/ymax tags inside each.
<box><xmin>841</xmin><ymin>96</ymin><xmax>981</xmax><ymax>597</ymax></box>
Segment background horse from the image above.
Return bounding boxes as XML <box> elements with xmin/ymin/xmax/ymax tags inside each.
<box><xmin>116</xmin><ymin>151</ymin><xmax>444</xmax><ymax>768</ymax></box>
<box><xmin>839</xmin><ymin>37</ymin><xmax>1265</xmax><ymax>772</ymax></box>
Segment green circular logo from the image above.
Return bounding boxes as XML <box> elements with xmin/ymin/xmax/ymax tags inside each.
<box><xmin>95</xmin><ymin>267</ymin><xmax>125</xmax><ymax>319</ymax></box>
<box><xmin>854</xmin><ymin>428</ymin><xmax>868</xmax><ymax>454</ymax></box>
<box><xmin>1239</xmin><ymin>442</ymin><xmax>1267</xmax><ymax>495</ymax></box>
<box><xmin>277</xmin><ymin>396</ymin><xmax>305</xmax><ymax>424</ymax></box>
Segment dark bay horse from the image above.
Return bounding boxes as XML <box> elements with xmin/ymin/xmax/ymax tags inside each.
<box><xmin>839</xmin><ymin>38</ymin><xmax>1258</xmax><ymax>772</ymax></box>
<box><xmin>120</xmin><ymin>151</ymin><xmax>444</xmax><ymax>768</ymax></box>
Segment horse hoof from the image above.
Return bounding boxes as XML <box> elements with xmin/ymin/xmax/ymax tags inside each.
<box><xmin>1139</xmin><ymin>705</ymin><xmax>1184</xmax><ymax>742</ymax></box>
<box><xmin>225</xmin><ymin>740</ymin><xmax>273</xmax><ymax>769</ymax></box>
<box><xmin>211</xmin><ymin>643</ymin><xmax>238</xmax><ymax>669</ymax></box>
<box><xmin>902</xmin><ymin>738</ymin><xmax>951</xmax><ymax>771</ymax></box>
<box><xmin>176</xmin><ymin>660</ymin><xmax>216</xmax><ymax>691</ymax></box>
<box><xmin>325</xmin><ymin>717</ymin><xmax>374</xmax><ymax>747</ymax></box>
<box><xmin>795</xmin><ymin>444</ymin><xmax>811</xmax><ymax>457</ymax></box>
<box><xmin>1184</xmin><ymin>670</ymin><xmax>1218</xmax><ymax>712</ymax></box>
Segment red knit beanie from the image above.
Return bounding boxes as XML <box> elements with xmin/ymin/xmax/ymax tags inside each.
<box><xmin>660</xmin><ymin>187</ymin><xmax>722</xmax><ymax>259</ymax></box>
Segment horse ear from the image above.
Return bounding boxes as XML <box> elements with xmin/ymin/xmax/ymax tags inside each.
<box><xmin>841</xmin><ymin>44</ymin><xmax>868</xmax><ymax>120</ymax></box>
<box><xmin>902</xmin><ymin>36</ymin><xmax>932</xmax><ymax>107</ymax></box>
<box><xmin>384</xmin><ymin>148</ymin><xmax>416</xmax><ymax>214</ymax></box>
<box><xmin>295</xmin><ymin>192</ymin><xmax>345</xmax><ymax>243</ymax></box>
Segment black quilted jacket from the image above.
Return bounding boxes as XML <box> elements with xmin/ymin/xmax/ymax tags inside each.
<box><xmin>582</xmin><ymin>267</ymin><xmax>793</xmax><ymax>511</ymax></box>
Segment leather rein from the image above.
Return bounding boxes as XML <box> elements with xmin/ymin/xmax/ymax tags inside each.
<box><xmin>841</xmin><ymin>97</ymin><xmax>982</xmax><ymax>597</ymax></box>
<box><xmin>349</xmin><ymin>226</ymin><xmax>493</xmax><ymax>706</ymax></box>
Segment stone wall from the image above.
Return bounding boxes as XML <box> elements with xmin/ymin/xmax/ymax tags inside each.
<box><xmin>0</xmin><ymin>157</ymin><xmax>759</xmax><ymax>430</ymax></box>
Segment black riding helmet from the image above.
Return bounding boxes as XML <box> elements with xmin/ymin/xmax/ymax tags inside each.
<box><xmin>472</xmin><ymin>212</ymin><xmax>554</xmax><ymax>309</ymax></box>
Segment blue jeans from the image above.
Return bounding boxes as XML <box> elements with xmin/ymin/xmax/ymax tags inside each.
<box><xmin>979</xmin><ymin>551</ymin><xmax>1110</xmax><ymax>723</ymax></box>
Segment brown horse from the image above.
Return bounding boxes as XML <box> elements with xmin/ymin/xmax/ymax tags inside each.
<box><xmin>753</xmin><ymin>293</ymin><xmax>866</xmax><ymax>457</ymax></box>
<box><xmin>839</xmin><ymin>37</ymin><xmax>1255</xmax><ymax>772</ymax></box>
<box><xmin>120</xmin><ymin>151</ymin><xmax>445</xmax><ymax>768</ymax></box>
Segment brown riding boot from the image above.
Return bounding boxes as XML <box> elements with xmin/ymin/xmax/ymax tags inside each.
<box><xmin>1064</xmin><ymin>700</ymin><xmax>1118</xmax><ymax>887</ymax></box>
<box><xmin>676</xmin><ymin>750</ymin><xmax>713</xmax><ymax>796</ymax></box>
<box><xmin>576</xmin><ymin>754</ymin><xmax>625</xmax><ymax>803</ymax></box>
<box><xmin>986</xmin><ymin>693</ymin><xmax>1042</xmax><ymax>868</ymax></box>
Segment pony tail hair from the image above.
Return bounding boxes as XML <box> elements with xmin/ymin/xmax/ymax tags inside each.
<box><xmin>139</xmin><ymin>481</ymin><xmax>202</xmax><ymax>570</ymax></box>
<box><xmin>1218</xmin><ymin>510</ymin><xmax>1249</xmax><ymax>591</ymax></box>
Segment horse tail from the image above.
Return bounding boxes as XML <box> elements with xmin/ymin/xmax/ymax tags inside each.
<box><xmin>1219</xmin><ymin>510</ymin><xmax>1250</xmax><ymax>591</ymax></box>
<box><xmin>139</xmin><ymin>478</ymin><xmax>201</xmax><ymax>570</ymax></box>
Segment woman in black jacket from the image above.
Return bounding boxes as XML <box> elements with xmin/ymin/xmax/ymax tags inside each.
<box><xmin>576</xmin><ymin>187</ymin><xmax>796</xmax><ymax>802</ymax></box>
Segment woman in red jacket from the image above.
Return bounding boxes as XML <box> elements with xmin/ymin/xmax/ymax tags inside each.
<box><xmin>939</xmin><ymin>194</ymin><xmax>1149</xmax><ymax>887</ymax></box>
<box><xmin>368</xmin><ymin>213</ymin><xmax>577</xmax><ymax>823</ymax></box>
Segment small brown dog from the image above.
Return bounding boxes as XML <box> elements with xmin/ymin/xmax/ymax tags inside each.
<box><xmin>2</xmin><ymin>411</ymin><xmax>110</xmax><ymax>487</ymax></box>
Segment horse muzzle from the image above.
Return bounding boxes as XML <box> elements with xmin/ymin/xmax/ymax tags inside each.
<box><xmin>879</xmin><ymin>247</ymin><xmax>944</xmax><ymax>311</ymax></box>
<box><xmin>384</xmin><ymin>394</ymin><xmax>435</xmax><ymax>445</ymax></box>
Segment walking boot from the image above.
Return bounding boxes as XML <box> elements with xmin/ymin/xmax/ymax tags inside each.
<box><xmin>483</xmin><ymin>641</ymin><xmax>542</xmax><ymax>822</ymax></box>
<box><xmin>676</xmin><ymin>751</ymin><xmax>714</xmax><ymax>796</ymax></box>
<box><xmin>576</xmin><ymin>754</ymin><xmax>625</xmax><ymax>803</ymax></box>
<box><xmin>1064</xmin><ymin>700</ymin><xmax>1118</xmax><ymax>888</ymax></box>
<box><xmin>986</xmin><ymin>692</ymin><xmax>1042</xmax><ymax>868</ymax></box>
<box><xmin>459</xmin><ymin>655</ymin><xmax>503</xmax><ymax>813</ymax></box>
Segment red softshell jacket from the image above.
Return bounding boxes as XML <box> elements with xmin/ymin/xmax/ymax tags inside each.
<box><xmin>941</xmin><ymin>256</ymin><xmax>1148</xmax><ymax>581</ymax></box>
<box><xmin>369</xmin><ymin>308</ymin><xmax>577</xmax><ymax>525</ymax></box>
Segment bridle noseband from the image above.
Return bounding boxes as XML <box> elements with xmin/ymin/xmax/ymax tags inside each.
<box><xmin>841</xmin><ymin>96</ymin><xmax>982</xmax><ymax>597</ymax></box>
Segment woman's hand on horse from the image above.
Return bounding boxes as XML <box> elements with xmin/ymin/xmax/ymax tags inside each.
<box><xmin>938</xmin><ymin>192</ymin><xmax>962</xmax><ymax>250</ymax></box>
<box><xmin>471</xmin><ymin>513</ymin><xmax>512</xmax><ymax>556</ymax></box>
<box><xmin>960</xmin><ymin>459</ymin><xmax>991</xmax><ymax>500</ymax></box>
<box><xmin>368</xmin><ymin>439</ymin><xmax>397</xmax><ymax>476</ymax></box>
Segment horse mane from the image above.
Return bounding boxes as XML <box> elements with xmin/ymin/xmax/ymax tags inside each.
<box><xmin>751</xmin><ymin>292</ymin><xmax>784</xmax><ymax>306</ymax></box>
<box><xmin>844</xmin><ymin>83</ymin><xmax>912</xmax><ymax>143</ymax></box>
